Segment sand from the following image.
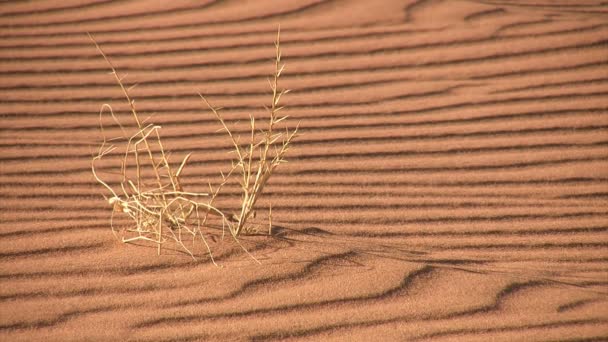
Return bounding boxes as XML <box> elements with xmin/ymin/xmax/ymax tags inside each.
<box><xmin>1</xmin><ymin>0</ymin><xmax>607</xmax><ymax>341</ymax></box>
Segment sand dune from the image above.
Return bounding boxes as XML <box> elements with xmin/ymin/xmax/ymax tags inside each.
<box><xmin>1</xmin><ymin>0</ymin><xmax>607</xmax><ymax>340</ymax></box>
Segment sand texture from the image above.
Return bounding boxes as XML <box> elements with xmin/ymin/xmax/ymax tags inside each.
<box><xmin>1</xmin><ymin>0</ymin><xmax>608</xmax><ymax>341</ymax></box>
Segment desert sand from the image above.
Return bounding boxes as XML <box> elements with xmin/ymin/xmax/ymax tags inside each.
<box><xmin>1</xmin><ymin>0</ymin><xmax>607</xmax><ymax>341</ymax></box>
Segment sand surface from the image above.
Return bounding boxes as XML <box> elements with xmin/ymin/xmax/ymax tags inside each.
<box><xmin>1</xmin><ymin>0</ymin><xmax>607</xmax><ymax>341</ymax></box>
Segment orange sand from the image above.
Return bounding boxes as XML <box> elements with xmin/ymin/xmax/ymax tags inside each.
<box><xmin>1</xmin><ymin>0</ymin><xmax>607</xmax><ymax>341</ymax></box>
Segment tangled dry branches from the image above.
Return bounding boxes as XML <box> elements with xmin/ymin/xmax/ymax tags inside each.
<box><xmin>90</xmin><ymin>28</ymin><xmax>297</xmax><ymax>264</ymax></box>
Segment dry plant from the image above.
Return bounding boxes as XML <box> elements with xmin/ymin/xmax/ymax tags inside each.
<box><xmin>89</xmin><ymin>34</ymin><xmax>229</xmax><ymax>264</ymax></box>
<box><xmin>201</xmin><ymin>28</ymin><xmax>298</xmax><ymax>237</ymax></box>
<box><xmin>90</xmin><ymin>28</ymin><xmax>298</xmax><ymax>264</ymax></box>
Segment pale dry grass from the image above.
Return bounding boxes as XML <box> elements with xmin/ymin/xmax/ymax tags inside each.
<box><xmin>201</xmin><ymin>28</ymin><xmax>299</xmax><ymax>237</ymax></box>
<box><xmin>89</xmin><ymin>28</ymin><xmax>297</xmax><ymax>264</ymax></box>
